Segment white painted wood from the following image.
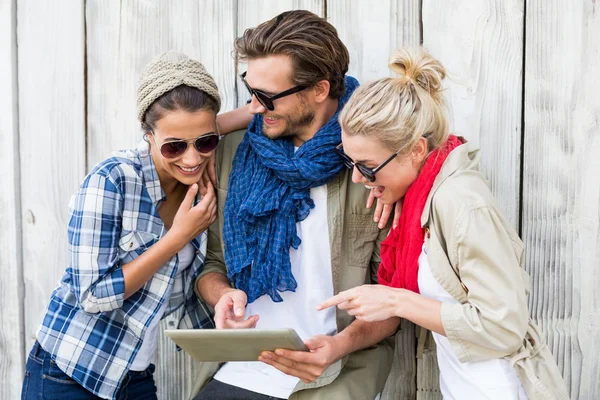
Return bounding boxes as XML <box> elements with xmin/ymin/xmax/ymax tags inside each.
<box><xmin>4</xmin><ymin>2</ymin><xmax>599</xmax><ymax>399</ymax></box>
<box><xmin>419</xmin><ymin>0</ymin><xmax>525</xmax><ymax>394</ymax></box>
<box><xmin>423</xmin><ymin>0</ymin><xmax>524</xmax><ymax>227</ymax></box>
<box><xmin>235</xmin><ymin>0</ymin><xmax>324</xmax><ymax>105</ymax></box>
<box><xmin>86</xmin><ymin>0</ymin><xmax>238</xmax><ymax>169</ymax></box>
<box><xmin>17</xmin><ymin>0</ymin><xmax>86</xmax><ymax>358</ymax></box>
<box><xmin>327</xmin><ymin>2</ymin><xmax>421</xmax><ymax>397</ymax></box>
<box><xmin>86</xmin><ymin>2</ymin><xmax>237</xmax><ymax>398</ymax></box>
<box><xmin>0</xmin><ymin>0</ymin><xmax>25</xmax><ymax>397</ymax></box>
<box><xmin>237</xmin><ymin>0</ymin><xmax>323</xmax><ymax>27</ymax></box>
<box><xmin>522</xmin><ymin>1</ymin><xmax>600</xmax><ymax>398</ymax></box>
<box><xmin>328</xmin><ymin>0</ymin><xmax>421</xmax><ymax>82</ymax></box>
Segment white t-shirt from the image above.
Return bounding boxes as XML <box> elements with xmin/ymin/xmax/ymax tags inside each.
<box><xmin>130</xmin><ymin>241</ymin><xmax>196</xmax><ymax>371</ymax></box>
<box><xmin>214</xmin><ymin>185</ymin><xmax>336</xmax><ymax>398</ymax></box>
<box><xmin>417</xmin><ymin>243</ymin><xmax>528</xmax><ymax>400</ymax></box>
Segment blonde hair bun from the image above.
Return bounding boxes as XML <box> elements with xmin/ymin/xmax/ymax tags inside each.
<box><xmin>339</xmin><ymin>46</ymin><xmax>449</xmax><ymax>155</ymax></box>
<box><xmin>389</xmin><ymin>47</ymin><xmax>446</xmax><ymax>103</ymax></box>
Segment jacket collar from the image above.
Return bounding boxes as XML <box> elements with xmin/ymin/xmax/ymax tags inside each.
<box><xmin>420</xmin><ymin>139</ymin><xmax>480</xmax><ymax>227</ymax></box>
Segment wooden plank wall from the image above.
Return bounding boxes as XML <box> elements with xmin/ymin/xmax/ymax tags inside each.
<box><xmin>86</xmin><ymin>0</ymin><xmax>238</xmax><ymax>169</ymax></box>
<box><xmin>423</xmin><ymin>0</ymin><xmax>524</xmax><ymax>227</ymax></box>
<box><xmin>523</xmin><ymin>1</ymin><xmax>600</xmax><ymax>399</ymax></box>
<box><xmin>17</xmin><ymin>0</ymin><xmax>87</xmax><ymax>365</ymax></box>
<box><xmin>418</xmin><ymin>0</ymin><xmax>525</xmax><ymax>397</ymax></box>
<box><xmin>0</xmin><ymin>0</ymin><xmax>25</xmax><ymax>398</ymax></box>
<box><xmin>2</xmin><ymin>1</ymin><xmax>598</xmax><ymax>399</ymax></box>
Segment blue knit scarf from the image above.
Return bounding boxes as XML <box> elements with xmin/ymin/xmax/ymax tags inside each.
<box><xmin>223</xmin><ymin>76</ymin><xmax>359</xmax><ymax>303</ymax></box>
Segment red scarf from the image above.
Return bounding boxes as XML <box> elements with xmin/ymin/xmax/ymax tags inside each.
<box><xmin>378</xmin><ymin>135</ymin><xmax>463</xmax><ymax>292</ymax></box>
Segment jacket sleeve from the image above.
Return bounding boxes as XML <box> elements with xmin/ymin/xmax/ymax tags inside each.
<box><xmin>67</xmin><ymin>172</ymin><xmax>126</xmax><ymax>314</ymax></box>
<box><xmin>369</xmin><ymin>222</ymin><xmax>391</xmax><ymax>284</ymax></box>
<box><xmin>193</xmin><ymin>215</ymin><xmax>229</xmax><ymax>302</ymax></box>
<box><xmin>440</xmin><ymin>205</ymin><xmax>529</xmax><ymax>362</ymax></box>
<box><xmin>193</xmin><ymin>188</ymin><xmax>230</xmax><ymax>301</ymax></box>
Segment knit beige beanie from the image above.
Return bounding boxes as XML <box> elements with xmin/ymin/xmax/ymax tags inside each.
<box><xmin>136</xmin><ymin>51</ymin><xmax>221</xmax><ymax>122</ymax></box>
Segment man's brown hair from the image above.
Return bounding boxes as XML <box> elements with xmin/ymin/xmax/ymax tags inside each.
<box><xmin>235</xmin><ymin>10</ymin><xmax>350</xmax><ymax>99</ymax></box>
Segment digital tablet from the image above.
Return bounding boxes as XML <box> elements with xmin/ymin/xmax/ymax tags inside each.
<box><xmin>164</xmin><ymin>328</ymin><xmax>308</xmax><ymax>362</ymax></box>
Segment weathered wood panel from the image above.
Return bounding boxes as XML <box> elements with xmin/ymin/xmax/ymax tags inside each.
<box><xmin>86</xmin><ymin>2</ymin><xmax>236</xmax><ymax>399</ymax></box>
<box><xmin>522</xmin><ymin>1</ymin><xmax>600</xmax><ymax>398</ymax></box>
<box><xmin>328</xmin><ymin>2</ymin><xmax>421</xmax><ymax>398</ymax></box>
<box><xmin>3</xmin><ymin>2</ymin><xmax>598</xmax><ymax>399</ymax></box>
<box><xmin>86</xmin><ymin>0</ymin><xmax>238</xmax><ymax>169</ymax></box>
<box><xmin>0</xmin><ymin>0</ymin><xmax>25</xmax><ymax>397</ymax></box>
<box><xmin>237</xmin><ymin>0</ymin><xmax>323</xmax><ymax>29</ymax></box>
<box><xmin>420</xmin><ymin>0</ymin><xmax>525</xmax><ymax>394</ymax></box>
<box><xmin>235</xmin><ymin>0</ymin><xmax>324</xmax><ymax>106</ymax></box>
<box><xmin>328</xmin><ymin>0</ymin><xmax>420</xmax><ymax>82</ymax></box>
<box><xmin>17</xmin><ymin>0</ymin><xmax>86</xmax><ymax>358</ymax></box>
<box><xmin>423</xmin><ymin>0</ymin><xmax>524</xmax><ymax>227</ymax></box>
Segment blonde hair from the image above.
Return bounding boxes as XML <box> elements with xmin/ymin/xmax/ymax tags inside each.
<box><xmin>340</xmin><ymin>47</ymin><xmax>449</xmax><ymax>155</ymax></box>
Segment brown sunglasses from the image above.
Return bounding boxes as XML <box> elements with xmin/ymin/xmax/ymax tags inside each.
<box><xmin>151</xmin><ymin>132</ymin><xmax>221</xmax><ymax>159</ymax></box>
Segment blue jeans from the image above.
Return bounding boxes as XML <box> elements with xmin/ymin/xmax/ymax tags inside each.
<box><xmin>21</xmin><ymin>341</ymin><xmax>157</xmax><ymax>400</ymax></box>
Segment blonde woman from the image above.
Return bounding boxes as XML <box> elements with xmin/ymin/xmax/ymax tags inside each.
<box><xmin>319</xmin><ymin>48</ymin><xmax>569</xmax><ymax>400</ymax></box>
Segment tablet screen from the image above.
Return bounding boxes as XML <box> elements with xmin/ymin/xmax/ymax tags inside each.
<box><xmin>164</xmin><ymin>328</ymin><xmax>308</xmax><ymax>362</ymax></box>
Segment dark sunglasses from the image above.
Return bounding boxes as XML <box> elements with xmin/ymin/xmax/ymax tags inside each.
<box><xmin>240</xmin><ymin>71</ymin><xmax>308</xmax><ymax>111</ymax></box>
<box><xmin>335</xmin><ymin>143</ymin><xmax>408</xmax><ymax>182</ymax></box>
<box><xmin>153</xmin><ymin>132</ymin><xmax>221</xmax><ymax>159</ymax></box>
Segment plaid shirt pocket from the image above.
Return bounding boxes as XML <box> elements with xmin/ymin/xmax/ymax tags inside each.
<box><xmin>118</xmin><ymin>230</ymin><xmax>158</xmax><ymax>257</ymax></box>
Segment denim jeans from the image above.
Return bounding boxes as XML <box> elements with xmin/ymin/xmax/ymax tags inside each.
<box><xmin>194</xmin><ymin>379</ymin><xmax>286</xmax><ymax>400</ymax></box>
<box><xmin>21</xmin><ymin>341</ymin><xmax>157</xmax><ymax>400</ymax></box>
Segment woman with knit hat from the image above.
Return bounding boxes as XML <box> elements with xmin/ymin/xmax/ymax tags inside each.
<box><xmin>318</xmin><ymin>47</ymin><xmax>569</xmax><ymax>399</ymax></box>
<box><xmin>21</xmin><ymin>51</ymin><xmax>247</xmax><ymax>400</ymax></box>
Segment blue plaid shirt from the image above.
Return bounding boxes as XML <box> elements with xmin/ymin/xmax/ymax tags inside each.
<box><xmin>36</xmin><ymin>141</ymin><xmax>214</xmax><ymax>399</ymax></box>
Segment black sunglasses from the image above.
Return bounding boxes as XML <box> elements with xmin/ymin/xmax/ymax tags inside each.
<box><xmin>153</xmin><ymin>132</ymin><xmax>221</xmax><ymax>159</ymax></box>
<box><xmin>240</xmin><ymin>71</ymin><xmax>308</xmax><ymax>111</ymax></box>
<box><xmin>335</xmin><ymin>143</ymin><xmax>408</xmax><ymax>182</ymax></box>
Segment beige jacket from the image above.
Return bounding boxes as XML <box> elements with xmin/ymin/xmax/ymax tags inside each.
<box><xmin>421</xmin><ymin>142</ymin><xmax>569</xmax><ymax>399</ymax></box>
<box><xmin>194</xmin><ymin>130</ymin><xmax>394</xmax><ymax>398</ymax></box>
